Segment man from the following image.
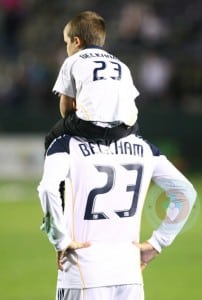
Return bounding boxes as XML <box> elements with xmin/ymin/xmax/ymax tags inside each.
<box><xmin>45</xmin><ymin>11</ymin><xmax>139</xmax><ymax>151</ymax></box>
<box><xmin>38</xmin><ymin>133</ymin><xmax>196</xmax><ymax>300</ymax></box>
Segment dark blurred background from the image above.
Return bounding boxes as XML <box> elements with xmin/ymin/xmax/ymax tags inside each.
<box><xmin>0</xmin><ymin>0</ymin><xmax>201</xmax><ymax>171</ymax></box>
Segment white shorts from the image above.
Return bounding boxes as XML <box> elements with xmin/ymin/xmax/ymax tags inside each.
<box><xmin>56</xmin><ymin>284</ymin><xmax>144</xmax><ymax>300</ymax></box>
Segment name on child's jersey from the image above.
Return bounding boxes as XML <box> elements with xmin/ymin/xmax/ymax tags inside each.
<box><xmin>79</xmin><ymin>52</ymin><xmax>119</xmax><ymax>61</ymax></box>
<box><xmin>78</xmin><ymin>140</ymin><xmax>143</xmax><ymax>157</ymax></box>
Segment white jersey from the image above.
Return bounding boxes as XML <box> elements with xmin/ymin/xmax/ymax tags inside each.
<box><xmin>53</xmin><ymin>46</ymin><xmax>139</xmax><ymax>126</ymax></box>
<box><xmin>38</xmin><ymin>134</ymin><xmax>196</xmax><ymax>289</ymax></box>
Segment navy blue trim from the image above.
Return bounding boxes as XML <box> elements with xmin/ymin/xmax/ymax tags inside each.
<box><xmin>147</xmin><ymin>142</ymin><xmax>161</xmax><ymax>156</ymax></box>
<box><xmin>139</xmin><ymin>137</ymin><xmax>161</xmax><ymax>156</ymax></box>
<box><xmin>47</xmin><ymin>134</ymin><xmax>71</xmax><ymax>156</ymax></box>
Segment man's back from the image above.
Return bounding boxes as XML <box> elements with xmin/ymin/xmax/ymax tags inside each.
<box><xmin>43</xmin><ymin>134</ymin><xmax>157</xmax><ymax>288</ymax></box>
<box><xmin>39</xmin><ymin>133</ymin><xmax>196</xmax><ymax>290</ymax></box>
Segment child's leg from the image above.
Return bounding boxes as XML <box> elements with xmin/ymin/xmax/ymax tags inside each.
<box><xmin>64</xmin><ymin>113</ymin><xmax>139</xmax><ymax>140</ymax></box>
<box><xmin>45</xmin><ymin>113</ymin><xmax>139</xmax><ymax>152</ymax></box>
<box><xmin>44</xmin><ymin>118</ymin><xmax>66</xmax><ymax>151</ymax></box>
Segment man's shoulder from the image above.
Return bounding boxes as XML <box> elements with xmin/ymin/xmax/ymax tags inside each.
<box><xmin>125</xmin><ymin>135</ymin><xmax>161</xmax><ymax>157</ymax></box>
<box><xmin>46</xmin><ymin>134</ymin><xmax>72</xmax><ymax>156</ymax></box>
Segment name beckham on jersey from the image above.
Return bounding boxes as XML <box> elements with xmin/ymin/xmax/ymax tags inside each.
<box><xmin>79</xmin><ymin>52</ymin><xmax>119</xmax><ymax>61</ymax></box>
<box><xmin>78</xmin><ymin>140</ymin><xmax>144</xmax><ymax>157</ymax></box>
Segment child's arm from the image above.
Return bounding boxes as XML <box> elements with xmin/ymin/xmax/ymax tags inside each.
<box><xmin>59</xmin><ymin>94</ymin><xmax>76</xmax><ymax>118</ymax></box>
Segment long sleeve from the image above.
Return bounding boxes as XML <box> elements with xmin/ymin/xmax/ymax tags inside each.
<box><xmin>38</xmin><ymin>149</ymin><xmax>72</xmax><ymax>251</ymax></box>
<box><xmin>148</xmin><ymin>155</ymin><xmax>197</xmax><ymax>252</ymax></box>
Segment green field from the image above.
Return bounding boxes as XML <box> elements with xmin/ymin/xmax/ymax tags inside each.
<box><xmin>0</xmin><ymin>175</ymin><xmax>201</xmax><ymax>300</ymax></box>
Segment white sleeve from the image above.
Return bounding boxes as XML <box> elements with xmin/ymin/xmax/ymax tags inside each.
<box><xmin>37</xmin><ymin>151</ymin><xmax>72</xmax><ymax>251</ymax></box>
<box><xmin>148</xmin><ymin>155</ymin><xmax>197</xmax><ymax>253</ymax></box>
<box><xmin>52</xmin><ymin>58</ymin><xmax>75</xmax><ymax>97</ymax></box>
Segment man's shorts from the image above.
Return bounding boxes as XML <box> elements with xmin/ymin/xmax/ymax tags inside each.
<box><xmin>56</xmin><ymin>284</ymin><xmax>144</xmax><ymax>300</ymax></box>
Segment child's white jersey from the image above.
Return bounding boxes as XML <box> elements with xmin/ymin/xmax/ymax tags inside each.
<box><xmin>38</xmin><ymin>134</ymin><xmax>196</xmax><ymax>289</ymax></box>
<box><xmin>53</xmin><ymin>46</ymin><xmax>139</xmax><ymax>126</ymax></box>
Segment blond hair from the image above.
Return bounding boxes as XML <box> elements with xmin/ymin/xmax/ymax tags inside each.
<box><xmin>64</xmin><ymin>11</ymin><xmax>106</xmax><ymax>47</ymax></box>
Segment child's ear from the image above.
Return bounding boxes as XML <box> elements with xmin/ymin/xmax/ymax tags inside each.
<box><xmin>74</xmin><ymin>36</ymin><xmax>84</xmax><ymax>48</ymax></box>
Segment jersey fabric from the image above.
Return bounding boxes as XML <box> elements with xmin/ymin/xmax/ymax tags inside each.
<box><xmin>53</xmin><ymin>46</ymin><xmax>139</xmax><ymax>126</ymax></box>
<box><xmin>38</xmin><ymin>134</ymin><xmax>196</xmax><ymax>289</ymax></box>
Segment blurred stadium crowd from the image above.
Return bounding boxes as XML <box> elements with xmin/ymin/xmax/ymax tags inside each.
<box><xmin>0</xmin><ymin>0</ymin><xmax>201</xmax><ymax>132</ymax></box>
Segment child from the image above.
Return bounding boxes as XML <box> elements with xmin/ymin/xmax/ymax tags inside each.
<box><xmin>45</xmin><ymin>11</ymin><xmax>139</xmax><ymax>150</ymax></box>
